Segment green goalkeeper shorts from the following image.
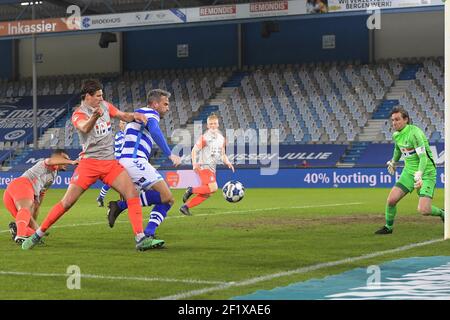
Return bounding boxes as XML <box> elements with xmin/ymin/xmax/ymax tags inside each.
<box><xmin>395</xmin><ymin>170</ymin><xmax>436</xmax><ymax>198</ymax></box>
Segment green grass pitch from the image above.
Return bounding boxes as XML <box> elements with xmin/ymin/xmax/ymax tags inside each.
<box><xmin>0</xmin><ymin>187</ymin><xmax>448</xmax><ymax>299</ymax></box>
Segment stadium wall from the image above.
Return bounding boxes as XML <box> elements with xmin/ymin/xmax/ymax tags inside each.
<box><xmin>124</xmin><ymin>23</ymin><xmax>238</xmax><ymax>70</ymax></box>
<box><xmin>0</xmin><ymin>40</ymin><xmax>12</xmax><ymax>79</ymax></box>
<box><xmin>124</xmin><ymin>15</ymin><xmax>370</xmax><ymax>70</ymax></box>
<box><xmin>242</xmin><ymin>15</ymin><xmax>369</xmax><ymax>65</ymax></box>
<box><xmin>374</xmin><ymin>11</ymin><xmax>444</xmax><ymax>59</ymax></box>
<box><xmin>18</xmin><ymin>32</ymin><xmax>121</xmax><ymax>77</ymax></box>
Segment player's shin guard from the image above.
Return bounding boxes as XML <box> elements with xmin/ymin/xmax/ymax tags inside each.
<box><xmin>186</xmin><ymin>194</ymin><xmax>210</xmax><ymax>209</ymax></box>
<box><xmin>431</xmin><ymin>206</ymin><xmax>444</xmax><ymax>218</ymax></box>
<box><xmin>16</xmin><ymin>208</ymin><xmax>31</xmax><ymax>237</ymax></box>
<box><xmin>385</xmin><ymin>205</ymin><xmax>397</xmax><ymax>230</ymax></box>
<box><xmin>126</xmin><ymin>197</ymin><xmax>143</xmax><ymax>235</ymax></box>
<box><xmin>40</xmin><ymin>202</ymin><xmax>67</xmax><ymax>232</ymax></box>
<box><xmin>192</xmin><ymin>185</ymin><xmax>211</xmax><ymax>195</ymax></box>
<box><xmin>144</xmin><ymin>203</ymin><xmax>171</xmax><ymax>237</ymax></box>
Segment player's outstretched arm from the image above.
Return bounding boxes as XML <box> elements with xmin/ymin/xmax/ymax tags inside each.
<box><xmin>147</xmin><ymin>118</ymin><xmax>181</xmax><ymax>166</ymax></box>
<box><xmin>222</xmin><ymin>145</ymin><xmax>234</xmax><ymax>172</ymax></box>
<box><xmin>191</xmin><ymin>144</ymin><xmax>200</xmax><ymax>170</ymax></box>
<box><xmin>46</xmin><ymin>156</ymin><xmax>79</xmax><ymax>166</ymax></box>
<box><xmin>115</xmin><ymin>110</ymin><xmax>147</xmax><ymax>125</ymax></box>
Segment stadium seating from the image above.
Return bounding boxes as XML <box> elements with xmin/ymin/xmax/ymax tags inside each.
<box><xmin>0</xmin><ymin>58</ymin><xmax>444</xmax><ymax>170</ymax></box>
<box><xmin>379</xmin><ymin>57</ymin><xmax>444</xmax><ymax>142</ymax></box>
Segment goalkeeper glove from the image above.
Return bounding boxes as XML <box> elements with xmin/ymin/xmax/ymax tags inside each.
<box><xmin>386</xmin><ymin>160</ymin><xmax>396</xmax><ymax>175</ymax></box>
<box><xmin>414</xmin><ymin>171</ymin><xmax>423</xmax><ymax>189</ymax></box>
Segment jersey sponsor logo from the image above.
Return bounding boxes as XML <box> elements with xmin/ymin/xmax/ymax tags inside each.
<box><xmin>94</xmin><ymin>122</ymin><xmax>109</xmax><ymax>137</ymax></box>
<box><xmin>133</xmin><ymin>159</ymin><xmax>146</xmax><ymax>171</ymax></box>
<box><xmin>138</xmin><ymin>177</ymin><xmax>146</xmax><ymax>183</ymax></box>
<box><xmin>400</xmin><ymin>147</ymin><xmax>416</xmax><ymax>158</ymax></box>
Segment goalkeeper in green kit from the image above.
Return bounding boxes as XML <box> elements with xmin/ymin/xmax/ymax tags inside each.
<box><xmin>375</xmin><ymin>107</ymin><xmax>444</xmax><ymax>234</ymax></box>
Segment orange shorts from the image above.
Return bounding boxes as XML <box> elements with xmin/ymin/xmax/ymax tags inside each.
<box><xmin>3</xmin><ymin>177</ymin><xmax>34</xmax><ymax>218</ymax></box>
<box><xmin>70</xmin><ymin>158</ymin><xmax>125</xmax><ymax>190</ymax></box>
<box><xmin>196</xmin><ymin>168</ymin><xmax>216</xmax><ymax>185</ymax></box>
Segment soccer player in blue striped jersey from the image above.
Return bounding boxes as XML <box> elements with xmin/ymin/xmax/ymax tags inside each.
<box><xmin>107</xmin><ymin>89</ymin><xmax>181</xmax><ymax>246</ymax></box>
<box><xmin>96</xmin><ymin>120</ymin><xmax>126</xmax><ymax>207</ymax></box>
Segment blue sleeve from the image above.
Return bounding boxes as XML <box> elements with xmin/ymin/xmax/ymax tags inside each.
<box><xmin>147</xmin><ymin>118</ymin><xmax>172</xmax><ymax>157</ymax></box>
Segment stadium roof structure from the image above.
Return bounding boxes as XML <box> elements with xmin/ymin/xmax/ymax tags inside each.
<box><xmin>0</xmin><ymin>0</ymin><xmax>268</xmax><ymax>22</ymax></box>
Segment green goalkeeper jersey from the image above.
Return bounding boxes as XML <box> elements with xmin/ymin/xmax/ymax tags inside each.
<box><xmin>391</xmin><ymin>124</ymin><xmax>436</xmax><ymax>177</ymax></box>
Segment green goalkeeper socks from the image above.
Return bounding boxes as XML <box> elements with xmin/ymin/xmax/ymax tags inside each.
<box><xmin>385</xmin><ymin>205</ymin><xmax>397</xmax><ymax>230</ymax></box>
<box><xmin>431</xmin><ymin>206</ymin><xmax>444</xmax><ymax>218</ymax></box>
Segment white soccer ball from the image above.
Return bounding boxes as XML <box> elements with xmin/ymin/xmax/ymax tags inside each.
<box><xmin>222</xmin><ymin>180</ymin><xmax>245</xmax><ymax>203</ymax></box>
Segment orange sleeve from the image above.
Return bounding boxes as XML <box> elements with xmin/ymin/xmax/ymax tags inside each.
<box><xmin>195</xmin><ymin>135</ymin><xmax>207</xmax><ymax>149</ymax></box>
<box><xmin>105</xmin><ymin>101</ymin><xmax>119</xmax><ymax>118</ymax></box>
<box><xmin>71</xmin><ymin>108</ymin><xmax>88</xmax><ymax>128</ymax></box>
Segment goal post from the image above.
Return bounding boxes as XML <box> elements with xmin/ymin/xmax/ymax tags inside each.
<box><xmin>445</xmin><ymin>1</ymin><xmax>449</xmax><ymax>239</ymax></box>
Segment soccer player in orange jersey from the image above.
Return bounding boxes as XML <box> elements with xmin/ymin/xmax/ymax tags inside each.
<box><xmin>3</xmin><ymin>149</ymin><xmax>77</xmax><ymax>244</ymax></box>
<box><xmin>22</xmin><ymin>79</ymin><xmax>162</xmax><ymax>251</ymax></box>
<box><xmin>180</xmin><ymin>114</ymin><xmax>234</xmax><ymax>215</ymax></box>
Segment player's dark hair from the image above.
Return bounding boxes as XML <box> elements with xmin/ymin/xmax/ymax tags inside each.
<box><xmin>52</xmin><ymin>149</ymin><xmax>68</xmax><ymax>157</ymax></box>
<box><xmin>81</xmin><ymin>79</ymin><xmax>103</xmax><ymax>100</ymax></box>
<box><xmin>389</xmin><ymin>106</ymin><xmax>411</xmax><ymax>124</ymax></box>
<box><xmin>147</xmin><ymin>89</ymin><xmax>171</xmax><ymax>104</ymax></box>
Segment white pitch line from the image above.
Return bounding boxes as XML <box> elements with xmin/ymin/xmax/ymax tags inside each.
<box><xmin>158</xmin><ymin>238</ymin><xmax>445</xmax><ymax>300</ymax></box>
<box><xmin>0</xmin><ymin>270</ymin><xmax>228</xmax><ymax>285</ymax></box>
<box><xmin>0</xmin><ymin>202</ymin><xmax>363</xmax><ymax>234</ymax></box>
<box><xmin>170</xmin><ymin>202</ymin><xmax>364</xmax><ymax>219</ymax></box>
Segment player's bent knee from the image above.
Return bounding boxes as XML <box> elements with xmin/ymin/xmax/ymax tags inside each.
<box><xmin>160</xmin><ymin>193</ymin><xmax>174</xmax><ymax>205</ymax></box>
<box><xmin>209</xmin><ymin>183</ymin><xmax>218</xmax><ymax>193</ymax></box>
<box><xmin>387</xmin><ymin>198</ymin><xmax>398</xmax><ymax>207</ymax></box>
<box><xmin>417</xmin><ymin>206</ymin><xmax>431</xmax><ymax>216</ymax></box>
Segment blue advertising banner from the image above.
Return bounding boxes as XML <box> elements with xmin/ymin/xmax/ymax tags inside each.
<box><xmin>0</xmin><ymin>95</ymin><xmax>74</xmax><ymax>142</ymax></box>
<box><xmin>13</xmin><ymin>144</ymin><xmax>348</xmax><ymax>170</ymax></box>
<box><xmin>358</xmin><ymin>143</ymin><xmax>444</xmax><ymax>166</ymax></box>
<box><xmin>171</xmin><ymin>144</ymin><xmax>349</xmax><ymax>168</ymax></box>
<box><xmin>0</xmin><ymin>168</ymin><xmax>444</xmax><ymax>189</ymax></box>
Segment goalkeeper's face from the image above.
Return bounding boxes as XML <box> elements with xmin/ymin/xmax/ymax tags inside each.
<box><xmin>391</xmin><ymin>112</ymin><xmax>408</xmax><ymax>132</ymax></box>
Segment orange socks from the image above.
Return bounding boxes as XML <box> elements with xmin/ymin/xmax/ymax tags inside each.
<box><xmin>40</xmin><ymin>202</ymin><xmax>67</xmax><ymax>232</ymax></box>
<box><xmin>16</xmin><ymin>208</ymin><xmax>31</xmax><ymax>237</ymax></box>
<box><xmin>25</xmin><ymin>227</ymin><xmax>35</xmax><ymax>237</ymax></box>
<box><xmin>126</xmin><ymin>197</ymin><xmax>143</xmax><ymax>235</ymax></box>
<box><xmin>186</xmin><ymin>194</ymin><xmax>210</xmax><ymax>209</ymax></box>
<box><xmin>192</xmin><ymin>185</ymin><xmax>211</xmax><ymax>195</ymax></box>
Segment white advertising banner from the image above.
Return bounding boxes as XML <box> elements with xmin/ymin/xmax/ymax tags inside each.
<box><xmin>72</xmin><ymin>1</ymin><xmax>444</xmax><ymax>33</ymax></box>
<box><xmin>328</xmin><ymin>0</ymin><xmax>443</xmax><ymax>12</ymax></box>
<box><xmin>164</xmin><ymin>170</ymin><xmax>201</xmax><ymax>189</ymax></box>
<box><xmin>80</xmin><ymin>9</ymin><xmax>186</xmax><ymax>30</ymax></box>
<box><xmin>186</xmin><ymin>0</ymin><xmax>307</xmax><ymax>23</ymax></box>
